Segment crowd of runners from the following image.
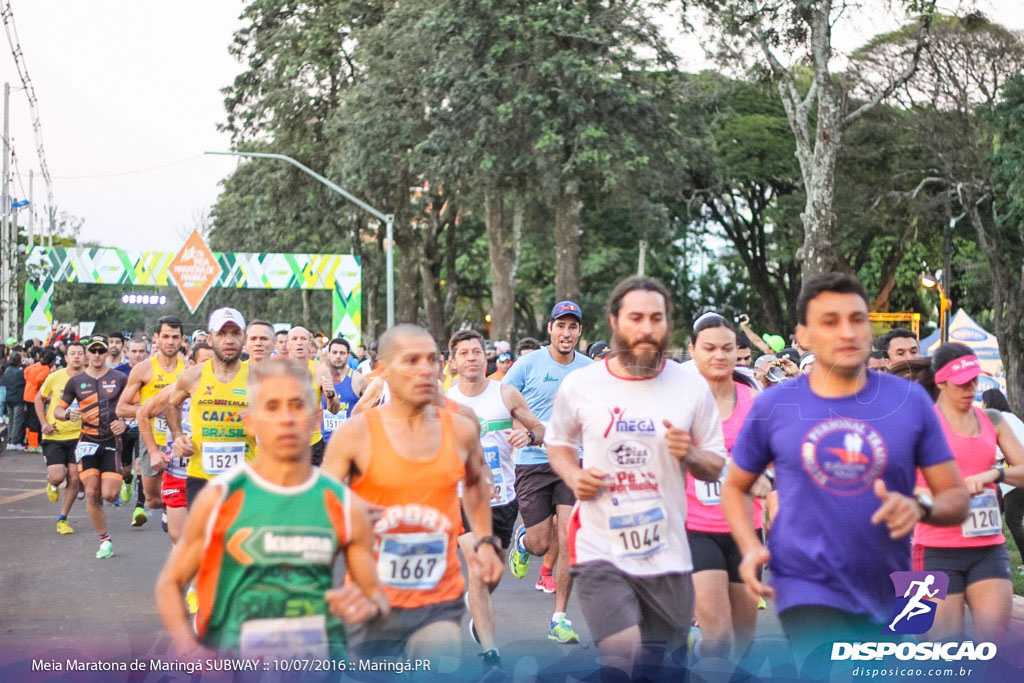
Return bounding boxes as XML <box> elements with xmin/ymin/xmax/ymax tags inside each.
<box><xmin>3</xmin><ymin>270</ymin><xmax>1024</xmax><ymax>679</ymax></box>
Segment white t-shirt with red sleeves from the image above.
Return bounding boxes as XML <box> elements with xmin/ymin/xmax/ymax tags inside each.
<box><xmin>546</xmin><ymin>359</ymin><xmax>727</xmax><ymax>577</ymax></box>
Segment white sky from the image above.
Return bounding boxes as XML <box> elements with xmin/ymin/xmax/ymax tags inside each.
<box><xmin>2</xmin><ymin>0</ymin><xmax>1022</xmax><ymax>253</ymax></box>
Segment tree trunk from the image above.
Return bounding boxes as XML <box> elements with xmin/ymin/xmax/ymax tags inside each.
<box><xmin>419</xmin><ymin>215</ymin><xmax>446</xmax><ymax>344</ymax></box>
<box><xmin>554</xmin><ymin>177</ymin><xmax>582</xmax><ymax>303</ymax></box>
<box><xmin>361</xmin><ymin>223</ymin><xmax>382</xmax><ymax>344</ymax></box>
<box><xmin>442</xmin><ymin>209</ymin><xmax>458</xmax><ymax>324</ymax></box>
<box><xmin>798</xmin><ymin>81</ymin><xmax>843</xmax><ymax>280</ymax></box>
<box><xmin>484</xmin><ymin>188</ymin><xmax>521</xmax><ymax>343</ymax></box>
<box><xmin>301</xmin><ymin>289</ymin><xmax>311</xmax><ymax>329</ymax></box>
<box><xmin>394</xmin><ymin>224</ymin><xmax>421</xmax><ymax>324</ymax></box>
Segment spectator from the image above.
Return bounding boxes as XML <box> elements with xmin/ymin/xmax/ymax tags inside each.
<box><xmin>515</xmin><ymin>337</ymin><xmax>542</xmax><ymax>358</ymax></box>
<box><xmin>3</xmin><ymin>352</ymin><xmax>27</xmax><ymax>448</ymax></box>
<box><xmin>868</xmin><ymin>349</ymin><xmax>887</xmax><ymax>370</ymax></box>
<box><xmin>488</xmin><ymin>352</ymin><xmax>513</xmax><ymax>380</ymax></box>
<box><xmin>735</xmin><ymin>331</ymin><xmax>753</xmax><ymax>368</ymax></box>
<box><xmin>880</xmin><ymin>328</ymin><xmax>920</xmax><ymax>367</ymax></box>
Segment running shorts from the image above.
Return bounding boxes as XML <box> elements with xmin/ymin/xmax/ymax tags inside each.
<box><xmin>185</xmin><ymin>476</ymin><xmax>208</xmax><ymax>509</ymax></box>
<box><xmin>311</xmin><ymin>439</ymin><xmax>326</xmax><ymax>467</ymax></box>
<box><xmin>349</xmin><ymin>598</ymin><xmax>464</xmax><ymax>658</ymax></box>
<box><xmin>571</xmin><ymin>560</ymin><xmax>693</xmax><ymax>646</ymax></box>
<box><xmin>137</xmin><ymin>435</ymin><xmax>162</xmax><ymax>478</ymax></box>
<box><xmin>43</xmin><ymin>440</ymin><xmax>77</xmax><ymax>467</ymax></box>
<box><xmin>460</xmin><ymin>500</ymin><xmax>519</xmax><ymax>549</ymax></box>
<box><xmin>514</xmin><ymin>463</ymin><xmax>575</xmax><ymax>528</ymax></box>
<box><xmin>688</xmin><ymin>529</ymin><xmax>757</xmax><ymax>583</ymax></box>
<box><xmin>75</xmin><ymin>437</ymin><xmax>122</xmax><ymax>479</ymax></box>
<box><xmin>913</xmin><ymin>543</ymin><xmax>1011</xmax><ymax>593</ymax></box>
<box><xmin>162</xmin><ymin>471</ymin><xmax>187</xmax><ymax>509</ymax></box>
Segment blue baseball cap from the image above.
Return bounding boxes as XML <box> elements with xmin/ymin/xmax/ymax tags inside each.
<box><xmin>550</xmin><ymin>300</ymin><xmax>583</xmax><ymax>322</ymax></box>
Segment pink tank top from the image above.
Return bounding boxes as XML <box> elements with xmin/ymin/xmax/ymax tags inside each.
<box><xmin>914</xmin><ymin>406</ymin><xmax>1002</xmax><ymax>548</ymax></box>
<box><xmin>686</xmin><ymin>382</ymin><xmax>763</xmax><ymax>533</ymax></box>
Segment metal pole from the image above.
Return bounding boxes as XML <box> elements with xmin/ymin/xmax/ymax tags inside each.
<box><xmin>1</xmin><ymin>82</ymin><xmax>10</xmax><ymax>341</ymax></box>
<box><xmin>637</xmin><ymin>239</ymin><xmax>646</xmax><ymax>276</ymax></box>
<box><xmin>28</xmin><ymin>168</ymin><xmax>33</xmax><ymax>247</ymax></box>
<box><xmin>205</xmin><ymin>150</ymin><xmax>395</xmax><ymax>329</ymax></box>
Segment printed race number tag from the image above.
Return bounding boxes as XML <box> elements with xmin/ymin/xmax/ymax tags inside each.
<box><xmin>962</xmin><ymin>489</ymin><xmax>1001</xmax><ymax>538</ymax></box>
<box><xmin>696</xmin><ymin>461</ymin><xmax>728</xmax><ymax>506</ymax></box>
<box><xmin>378</xmin><ymin>532</ymin><xmax>448</xmax><ymax>589</ymax></box>
<box><xmin>484</xmin><ymin>445</ymin><xmax>510</xmax><ymax>506</ymax></box>
<box><xmin>608</xmin><ymin>504</ymin><xmax>668</xmax><ymax>560</ymax></box>
<box><xmin>323</xmin><ymin>412</ymin><xmax>346</xmax><ymax>433</ymax></box>
<box><xmin>239</xmin><ymin>615</ymin><xmax>328</xmax><ymax>660</ymax></box>
<box><xmin>152</xmin><ymin>417</ymin><xmax>168</xmax><ymax>434</ymax></box>
<box><xmin>74</xmin><ymin>441</ymin><xmax>99</xmax><ymax>463</ymax></box>
<box><xmin>201</xmin><ymin>441</ymin><xmax>245</xmax><ymax>475</ymax></box>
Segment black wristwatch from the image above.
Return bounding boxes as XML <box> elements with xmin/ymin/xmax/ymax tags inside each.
<box><xmin>915</xmin><ymin>492</ymin><xmax>934</xmax><ymax>523</ymax></box>
<box><xmin>991</xmin><ymin>466</ymin><xmax>1006</xmax><ymax>484</ymax></box>
<box><xmin>527</xmin><ymin>430</ymin><xmax>537</xmax><ymax>445</ymax></box>
<box><xmin>473</xmin><ymin>535</ymin><xmax>502</xmax><ymax>553</ymax></box>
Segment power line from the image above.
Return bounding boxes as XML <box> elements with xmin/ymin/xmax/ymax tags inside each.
<box><xmin>51</xmin><ymin>154</ymin><xmax>205</xmax><ymax>180</ymax></box>
<box><xmin>1</xmin><ymin>0</ymin><xmax>53</xmax><ymax>226</ymax></box>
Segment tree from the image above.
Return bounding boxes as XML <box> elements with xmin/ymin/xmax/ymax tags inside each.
<box><xmin>691</xmin><ymin>0</ymin><xmax>937</xmax><ymax>280</ymax></box>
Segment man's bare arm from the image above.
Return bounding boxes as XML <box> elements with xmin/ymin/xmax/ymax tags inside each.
<box><xmin>116</xmin><ymin>362</ymin><xmax>151</xmax><ymax>419</ymax></box>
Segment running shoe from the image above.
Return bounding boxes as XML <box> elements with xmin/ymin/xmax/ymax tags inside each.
<box><xmin>56</xmin><ymin>519</ymin><xmax>74</xmax><ymax>535</ymax></box>
<box><xmin>508</xmin><ymin>524</ymin><xmax>530</xmax><ymax>579</ymax></box>
<box><xmin>120</xmin><ymin>481</ymin><xmax>131</xmax><ymax>502</ymax></box>
<box><xmin>161</xmin><ymin>511</ymin><xmax>168</xmax><ymax>533</ymax></box>
<box><xmin>479</xmin><ymin>649</ymin><xmax>502</xmax><ymax>679</ymax></box>
<box><xmin>46</xmin><ymin>484</ymin><xmax>59</xmax><ymax>503</ymax></box>
<box><xmin>112</xmin><ymin>497</ymin><xmax>121</xmax><ymax>507</ymax></box>
<box><xmin>77</xmin><ymin>490</ymin><xmax>85</xmax><ymax>500</ymax></box>
<box><xmin>186</xmin><ymin>587</ymin><xmax>199</xmax><ymax>614</ymax></box>
<box><xmin>758</xmin><ymin>597</ymin><xmax>767</xmax><ymax>610</ymax></box>
<box><xmin>688</xmin><ymin>625</ymin><xmax>702</xmax><ymax>655</ymax></box>
<box><xmin>535</xmin><ymin>572</ymin><xmax>555</xmax><ymax>593</ymax></box>
<box><xmin>548</xmin><ymin>616</ymin><xmax>580</xmax><ymax>644</ymax></box>
<box><xmin>469</xmin><ymin>618</ymin><xmax>480</xmax><ymax>644</ymax></box>
<box><xmin>96</xmin><ymin>540</ymin><xmax>113</xmax><ymax>559</ymax></box>
<box><xmin>131</xmin><ymin>507</ymin><xmax>147</xmax><ymax>527</ymax></box>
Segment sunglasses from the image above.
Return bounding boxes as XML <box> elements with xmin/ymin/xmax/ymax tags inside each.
<box><xmin>87</xmin><ymin>347</ymin><xmax>107</xmax><ymax>354</ymax></box>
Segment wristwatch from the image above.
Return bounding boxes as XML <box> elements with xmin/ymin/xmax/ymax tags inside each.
<box><xmin>915</xmin><ymin>492</ymin><xmax>934</xmax><ymax>523</ymax></box>
<box><xmin>991</xmin><ymin>466</ymin><xmax>1006</xmax><ymax>484</ymax></box>
<box><xmin>527</xmin><ymin>430</ymin><xmax>537</xmax><ymax>445</ymax></box>
<box><xmin>473</xmin><ymin>535</ymin><xmax>502</xmax><ymax>553</ymax></box>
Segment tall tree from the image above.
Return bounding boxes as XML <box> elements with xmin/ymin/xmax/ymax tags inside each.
<box><xmin>692</xmin><ymin>0</ymin><xmax>937</xmax><ymax>279</ymax></box>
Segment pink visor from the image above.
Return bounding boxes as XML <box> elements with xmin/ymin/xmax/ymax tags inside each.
<box><xmin>934</xmin><ymin>355</ymin><xmax>990</xmax><ymax>385</ymax></box>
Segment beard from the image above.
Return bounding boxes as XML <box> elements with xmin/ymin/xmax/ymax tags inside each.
<box><xmin>611</xmin><ymin>329</ymin><xmax>669</xmax><ymax>377</ymax></box>
<box><xmin>214</xmin><ymin>345</ymin><xmax>240</xmax><ymax>364</ymax></box>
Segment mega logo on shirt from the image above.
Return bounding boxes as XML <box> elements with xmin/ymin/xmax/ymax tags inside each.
<box><xmin>604</xmin><ymin>407</ymin><xmax>657</xmax><ymax>438</ymax></box>
<box><xmin>800</xmin><ymin>419</ymin><xmax>887</xmax><ymax>495</ymax></box>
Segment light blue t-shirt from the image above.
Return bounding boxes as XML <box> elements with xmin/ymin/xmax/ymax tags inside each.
<box><xmin>502</xmin><ymin>346</ymin><xmax>593</xmax><ymax>465</ymax></box>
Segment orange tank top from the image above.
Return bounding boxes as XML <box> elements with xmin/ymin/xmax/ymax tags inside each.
<box><xmin>352</xmin><ymin>406</ymin><xmax>466</xmax><ymax>608</ymax></box>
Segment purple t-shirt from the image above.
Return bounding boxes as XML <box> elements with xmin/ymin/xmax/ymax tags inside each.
<box><xmin>731</xmin><ymin>371</ymin><xmax>954</xmax><ymax>623</ymax></box>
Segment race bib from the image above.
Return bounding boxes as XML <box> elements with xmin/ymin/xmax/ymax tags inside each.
<box><xmin>239</xmin><ymin>615</ymin><xmax>328</xmax><ymax>661</ymax></box>
<box><xmin>378</xmin><ymin>532</ymin><xmax>448</xmax><ymax>589</ymax></box>
<box><xmin>695</xmin><ymin>461</ymin><xmax>729</xmax><ymax>506</ymax></box>
<box><xmin>484</xmin><ymin>445</ymin><xmax>509</xmax><ymax>506</ymax></box>
<box><xmin>201</xmin><ymin>441</ymin><xmax>245</xmax><ymax>475</ymax></box>
<box><xmin>152</xmin><ymin>417</ymin><xmax>168</xmax><ymax>434</ymax></box>
<box><xmin>323</xmin><ymin>412</ymin><xmax>346</xmax><ymax>433</ymax></box>
<box><xmin>962</xmin><ymin>489</ymin><xmax>1001</xmax><ymax>538</ymax></box>
<box><xmin>608</xmin><ymin>504</ymin><xmax>668</xmax><ymax>560</ymax></box>
<box><xmin>74</xmin><ymin>441</ymin><xmax>99</xmax><ymax>463</ymax></box>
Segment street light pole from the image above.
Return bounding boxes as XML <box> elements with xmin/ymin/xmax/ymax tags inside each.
<box><xmin>205</xmin><ymin>150</ymin><xmax>396</xmax><ymax>329</ymax></box>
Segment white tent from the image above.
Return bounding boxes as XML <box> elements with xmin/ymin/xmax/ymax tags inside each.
<box><xmin>922</xmin><ymin>309</ymin><xmax>1006</xmax><ymax>402</ymax></box>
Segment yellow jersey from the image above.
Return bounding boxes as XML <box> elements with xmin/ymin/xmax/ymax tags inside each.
<box><xmin>139</xmin><ymin>354</ymin><xmax>186</xmax><ymax>447</ymax></box>
<box><xmin>186</xmin><ymin>360</ymin><xmax>254</xmax><ymax>480</ymax></box>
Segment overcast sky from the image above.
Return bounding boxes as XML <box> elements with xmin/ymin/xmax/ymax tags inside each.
<box><xmin>2</xmin><ymin>1</ymin><xmax>1022</xmax><ymax>253</ymax></box>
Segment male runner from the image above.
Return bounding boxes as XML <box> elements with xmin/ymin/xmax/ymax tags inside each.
<box><xmin>106</xmin><ymin>332</ymin><xmax>126</xmax><ymax>369</ymax></box>
<box><xmin>882</xmin><ymin>328</ymin><xmax>921</xmax><ymax>367</ymax></box>
<box><xmin>115</xmin><ymin>336</ymin><xmax>152</xmax><ymax>525</ymax></box>
<box><xmin>446</xmin><ymin>329</ymin><xmax>545</xmax><ymax>669</ymax></box>
<box><xmin>322</xmin><ymin>337</ymin><xmax>367</xmax><ymax>443</ymax></box>
<box><xmin>504</xmin><ymin>300</ymin><xmax>592</xmax><ymax>643</ymax></box>
<box><xmin>55</xmin><ymin>335</ymin><xmax>129</xmax><ymax>558</ymax></box>
<box><xmin>165</xmin><ymin>308</ymin><xmax>253</xmax><ymax>507</ymax></box>
<box><xmin>274</xmin><ymin>329</ymin><xmax>289</xmax><ymax>358</ymax></box>
<box><xmin>287</xmin><ymin>326</ymin><xmax>339</xmax><ymax>465</ymax></box>
<box><xmin>322</xmin><ymin>324</ymin><xmax>503</xmax><ymax>664</ymax></box>
<box><xmin>117</xmin><ymin>316</ymin><xmax>185</xmax><ymax>524</ymax></box>
<box><xmin>723</xmin><ymin>273</ymin><xmax>969</xmax><ymax>661</ymax></box>
<box><xmin>156</xmin><ymin>358</ymin><xmax>386</xmax><ymax>659</ymax></box>
<box><xmin>36</xmin><ymin>341</ymin><xmax>85</xmax><ymax>533</ymax></box>
<box><xmin>245</xmin><ymin>320</ymin><xmax>275</xmax><ymax>364</ymax></box>
<box><xmin>547</xmin><ymin>276</ymin><xmax>726</xmax><ymax>677</ymax></box>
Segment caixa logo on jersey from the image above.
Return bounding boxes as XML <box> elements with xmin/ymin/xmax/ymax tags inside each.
<box><xmin>831</xmin><ymin>571</ymin><xmax>997</xmax><ymax>662</ymax></box>
<box><xmin>604</xmin><ymin>407</ymin><xmax>656</xmax><ymax>438</ymax></box>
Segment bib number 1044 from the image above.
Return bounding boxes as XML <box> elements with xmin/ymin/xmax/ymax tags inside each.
<box><xmin>608</xmin><ymin>505</ymin><xmax>668</xmax><ymax>560</ymax></box>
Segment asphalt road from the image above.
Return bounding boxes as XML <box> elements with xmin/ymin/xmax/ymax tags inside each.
<box><xmin>0</xmin><ymin>445</ymin><xmax>799</xmax><ymax>681</ymax></box>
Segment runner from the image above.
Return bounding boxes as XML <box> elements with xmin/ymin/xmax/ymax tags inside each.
<box><xmin>155</xmin><ymin>358</ymin><xmax>386</xmax><ymax>660</ymax></box>
<box><xmin>54</xmin><ymin>335</ymin><xmax>130</xmax><ymax>559</ymax></box>
<box><xmin>546</xmin><ymin>276</ymin><xmax>726</xmax><ymax>678</ymax></box>
<box><xmin>35</xmin><ymin>341</ymin><xmax>85</xmax><ymax>534</ymax></box>
<box><xmin>322</xmin><ymin>324</ymin><xmax>503</xmax><ymax>665</ymax></box>
<box><xmin>685</xmin><ymin>313</ymin><xmax>771</xmax><ymax>659</ymax></box>
<box><xmin>165</xmin><ymin>308</ymin><xmax>253</xmax><ymax>507</ymax></box>
<box><xmin>911</xmin><ymin>342</ymin><xmax>1024</xmax><ymax>643</ymax></box>
<box><xmin>446</xmin><ymin>329</ymin><xmax>546</xmax><ymax>670</ymax></box>
<box><xmin>117</xmin><ymin>316</ymin><xmax>185</xmax><ymax>526</ymax></box>
<box><xmin>115</xmin><ymin>337</ymin><xmax>151</xmax><ymax>525</ymax></box>
<box><xmin>503</xmin><ymin>300</ymin><xmax>592</xmax><ymax>643</ymax></box>
<box><xmin>286</xmin><ymin>326</ymin><xmax>339</xmax><ymax>466</ymax></box>
<box><xmin>722</xmin><ymin>273</ymin><xmax>970</xmax><ymax>663</ymax></box>
<box><xmin>321</xmin><ymin>337</ymin><xmax>367</xmax><ymax>444</ymax></box>
<box><xmin>274</xmin><ymin>329</ymin><xmax>289</xmax><ymax>358</ymax></box>
<box><xmin>105</xmin><ymin>332</ymin><xmax>126</xmax><ymax>369</ymax></box>
<box><xmin>138</xmin><ymin>343</ymin><xmax>216</xmax><ymax>546</ymax></box>
<box><xmin>245</xmin><ymin>320</ymin><xmax>275</xmax><ymax>365</ymax></box>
